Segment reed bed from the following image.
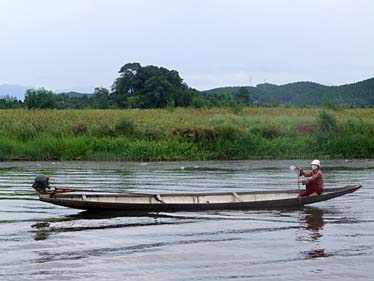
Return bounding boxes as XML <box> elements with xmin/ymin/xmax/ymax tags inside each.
<box><xmin>0</xmin><ymin>108</ymin><xmax>373</xmax><ymax>160</ymax></box>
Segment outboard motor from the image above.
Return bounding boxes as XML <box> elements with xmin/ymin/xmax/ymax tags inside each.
<box><xmin>33</xmin><ymin>175</ymin><xmax>50</xmax><ymax>193</ymax></box>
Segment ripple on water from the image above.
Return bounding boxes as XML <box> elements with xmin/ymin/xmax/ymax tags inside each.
<box><xmin>0</xmin><ymin>160</ymin><xmax>373</xmax><ymax>281</ymax></box>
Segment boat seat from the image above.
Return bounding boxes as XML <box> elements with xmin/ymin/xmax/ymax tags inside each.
<box><xmin>232</xmin><ymin>192</ymin><xmax>241</xmax><ymax>202</ymax></box>
<box><xmin>154</xmin><ymin>194</ymin><xmax>165</xmax><ymax>204</ymax></box>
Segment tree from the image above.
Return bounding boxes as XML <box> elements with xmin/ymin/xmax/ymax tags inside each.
<box><xmin>111</xmin><ymin>62</ymin><xmax>196</xmax><ymax>108</ymax></box>
<box><xmin>24</xmin><ymin>88</ymin><xmax>56</xmax><ymax>109</ymax></box>
<box><xmin>111</xmin><ymin>62</ymin><xmax>141</xmax><ymax>96</ymax></box>
<box><xmin>93</xmin><ymin>87</ymin><xmax>110</xmax><ymax>109</ymax></box>
<box><xmin>237</xmin><ymin>87</ymin><xmax>252</xmax><ymax>105</ymax></box>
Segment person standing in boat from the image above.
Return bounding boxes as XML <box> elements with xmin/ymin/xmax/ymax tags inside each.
<box><xmin>296</xmin><ymin>160</ymin><xmax>324</xmax><ymax>197</ymax></box>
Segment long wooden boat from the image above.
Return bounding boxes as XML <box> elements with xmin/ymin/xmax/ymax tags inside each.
<box><xmin>35</xmin><ymin>184</ymin><xmax>361</xmax><ymax>211</ymax></box>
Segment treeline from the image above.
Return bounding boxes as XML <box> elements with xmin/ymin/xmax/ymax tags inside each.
<box><xmin>1</xmin><ymin>62</ymin><xmax>373</xmax><ymax>109</ymax></box>
<box><xmin>0</xmin><ymin>63</ymin><xmax>252</xmax><ymax>110</ymax></box>
<box><xmin>0</xmin><ymin>96</ymin><xmax>23</xmax><ymax>109</ymax></box>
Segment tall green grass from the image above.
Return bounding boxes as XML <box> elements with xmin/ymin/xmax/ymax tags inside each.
<box><xmin>0</xmin><ymin>108</ymin><xmax>373</xmax><ymax>160</ymax></box>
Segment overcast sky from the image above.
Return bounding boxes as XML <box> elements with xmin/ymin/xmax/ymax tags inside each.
<box><xmin>1</xmin><ymin>0</ymin><xmax>373</xmax><ymax>92</ymax></box>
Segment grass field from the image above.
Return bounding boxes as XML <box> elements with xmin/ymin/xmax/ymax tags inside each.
<box><xmin>0</xmin><ymin>108</ymin><xmax>373</xmax><ymax>160</ymax></box>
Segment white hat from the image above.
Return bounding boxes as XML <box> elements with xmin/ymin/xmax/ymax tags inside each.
<box><xmin>310</xmin><ymin>159</ymin><xmax>321</xmax><ymax>167</ymax></box>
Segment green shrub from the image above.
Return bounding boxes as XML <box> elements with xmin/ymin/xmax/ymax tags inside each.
<box><xmin>318</xmin><ymin>111</ymin><xmax>338</xmax><ymax>134</ymax></box>
<box><xmin>326</xmin><ymin>134</ymin><xmax>374</xmax><ymax>158</ymax></box>
<box><xmin>0</xmin><ymin>137</ymin><xmax>16</xmax><ymax>160</ymax></box>
<box><xmin>137</xmin><ymin>126</ymin><xmax>166</xmax><ymax>140</ymax></box>
<box><xmin>214</xmin><ymin>125</ymin><xmax>241</xmax><ymax>142</ymax></box>
<box><xmin>173</xmin><ymin>127</ymin><xmax>216</xmax><ymax>144</ymax></box>
<box><xmin>89</xmin><ymin>122</ymin><xmax>115</xmax><ymax>137</ymax></box>
<box><xmin>251</xmin><ymin>126</ymin><xmax>282</xmax><ymax>140</ymax></box>
<box><xmin>71</xmin><ymin>122</ymin><xmax>88</xmax><ymax>136</ymax></box>
<box><xmin>114</xmin><ymin>117</ymin><xmax>135</xmax><ymax>136</ymax></box>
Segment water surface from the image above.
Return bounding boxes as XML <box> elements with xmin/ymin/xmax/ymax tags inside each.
<box><xmin>0</xmin><ymin>160</ymin><xmax>373</xmax><ymax>281</ymax></box>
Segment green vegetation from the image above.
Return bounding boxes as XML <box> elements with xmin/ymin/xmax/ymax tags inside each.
<box><xmin>16</xmin><ymin>63</ymin><xmax>200</xmax><ymax>110</ymax></box>
<box><xmin>2</xmin><ymin>62</ymin><xmax>374</xmax><ymax>109</ymax></box>
<box><xmin>0</xmin><ymin>96</ymin><xmax>22</xmax><ymax>109</ymax></box>
<box><xmin>111</xmin><ymin>62</ymin><xmax>199</xmax><ymax>108</ymax></box>
<box><xmin>1</xmin><ymin>63</ymin><xmax>373</xmax><ymax>161</ymax></box>
<box><xmin>0</xmin><ymin>108</ymin><xmax>373</xmax><ymax>161</ymax></box>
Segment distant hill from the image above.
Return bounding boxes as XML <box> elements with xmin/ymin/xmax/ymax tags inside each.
<box><xmin>57</xmin><ymin>91</ymin><xmax>93</xmax><ymax>98</ymax></box>
<box><xmin>204</xmin><ymin>78</ymin><xmax>374</xmax><ymax>107</ymax></box>
<box><xmin>56</xmin><ymin>86</ymin><xmax>95</xmax><ymax>95</ymax></box>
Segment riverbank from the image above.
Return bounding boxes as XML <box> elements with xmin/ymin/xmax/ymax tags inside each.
<box><xmin>0</xmin><ymin>108</ymin><xmax>373</xmax><ymax>161</ymax></box>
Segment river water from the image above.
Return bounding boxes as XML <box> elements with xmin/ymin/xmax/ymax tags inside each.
<box><xmin>0</xmin><ymin>160</ymin><xmax>373</xmax><ymax>281</ymax></box>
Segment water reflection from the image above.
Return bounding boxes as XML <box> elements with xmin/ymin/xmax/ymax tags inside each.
<box><xmin>304</xmin><ymin>248</ymin><xmax>327</xmax><ymax>259</ymax></box>
<box><xmin>67</xmin><ymin>210</ymin><xmax>158</xmax><ymax>220</ymax></box>
<box><xmin>298</xmin><ymin>207</ymin><xmax>328</xmax><ymax>259</ymax></box>
<box><xmin>30</xmin><ymin>210</ymin><xmax>200</xmax><ymax>241</ymax></box>
<box><xmin>31</xmin><ymin>222</ymin><xmax>51</xmax><ymax>241</ymax></box>
<box><xmin>303</xmin><ymin>207</ymin><xmax>324</xmax><ymax>241</ymax></box>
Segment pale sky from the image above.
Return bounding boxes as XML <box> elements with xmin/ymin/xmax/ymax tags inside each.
<box><xmin>1</xmin><ymin>0</ymin><xmax>373</xmax><ymax>92</ymax></box>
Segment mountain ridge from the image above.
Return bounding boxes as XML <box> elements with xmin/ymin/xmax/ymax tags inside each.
<box><xmin>204</xmin><ymin>77</ymin><xmax>374</xmax><ymax>107</ymax></box>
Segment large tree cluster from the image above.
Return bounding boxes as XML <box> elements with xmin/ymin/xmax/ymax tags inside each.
<box><xmin>111</xmin><ymin>63</ymin><xmax>198</xmax><ymax>108</ymax></box>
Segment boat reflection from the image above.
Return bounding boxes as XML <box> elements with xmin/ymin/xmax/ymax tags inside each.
<box><xmin>31</xmin><ymin>211</ymin><xmax>158</xmax><ymax>241</ymax></box>
<box><xmin>67</xmin><ymin>210</ymin><xmax>159</xmax><ymax>220</ymax></box>
<box><xmin>30</xmin><ymin>210</ymin><xmax>200</xmax><ymax>241</ymax></box>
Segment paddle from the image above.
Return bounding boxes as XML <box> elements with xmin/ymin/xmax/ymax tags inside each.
<box><xmin>289</xmin><ymin>165</ymin><xmax>302</xmax><ymax>208</ymax></box>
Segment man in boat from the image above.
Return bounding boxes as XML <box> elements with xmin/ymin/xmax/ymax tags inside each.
<box><xmin>296</xmin><ymin>160</ymin><xmax>324</xmax><ymax>197</ymax></box>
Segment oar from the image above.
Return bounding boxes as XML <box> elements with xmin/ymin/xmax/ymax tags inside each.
<box><xmin>289</xmin><ymin>165</ymin><xmax>302</xmax><ymax>209</ymax></box>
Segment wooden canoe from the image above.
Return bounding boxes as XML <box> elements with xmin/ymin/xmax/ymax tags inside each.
<box><xmin>37</xmin><ymin>185</ymin><xmax>361</xmax><ymax>211</ymax></box>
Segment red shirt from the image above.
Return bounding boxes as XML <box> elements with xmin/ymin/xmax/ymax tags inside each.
<box><xmin>300</xmin><ymin>169</ymin><xmax>324</xmax><ymax>195</ymax></box>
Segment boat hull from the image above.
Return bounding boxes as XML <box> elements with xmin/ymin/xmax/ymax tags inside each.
<box><xmin>39</xmin><ymin>185</ymin><xmax>361</xmax><ymax>211</ymax></box>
